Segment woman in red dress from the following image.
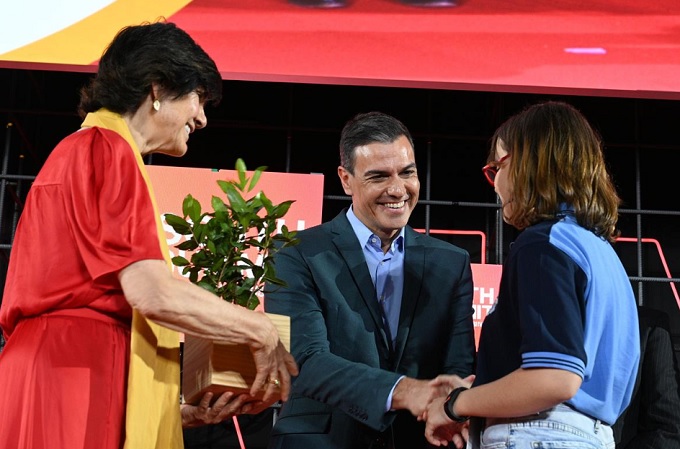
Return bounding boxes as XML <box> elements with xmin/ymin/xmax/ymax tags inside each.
<box><xmin>0</xmin><ymin>22</ymin><xmax>297</xmax><ymax>449</ymax></box>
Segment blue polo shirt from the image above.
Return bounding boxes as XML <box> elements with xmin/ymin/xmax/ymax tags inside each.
<box><xmin>475</xmin><ymin>211</ymin><xmax>640</xmax><ymax>425</ymax></box>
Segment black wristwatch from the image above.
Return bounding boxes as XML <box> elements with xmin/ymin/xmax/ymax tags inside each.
<box><xmin>443</xmin><ymin>387</ymin><xmax>470</xmax><ymax>423</ymax></box>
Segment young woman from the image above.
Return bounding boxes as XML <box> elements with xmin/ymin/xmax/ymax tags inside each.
<box><xmin>425</xmin><ymin>101</ymin><xmax>640</xmax><ymax>449</ymax></box>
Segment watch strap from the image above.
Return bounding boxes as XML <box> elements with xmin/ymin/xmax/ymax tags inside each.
<box><xmin>443</xmin><ymin>387</ymin><xmax>470</xmax><ymax>423</ymax></box>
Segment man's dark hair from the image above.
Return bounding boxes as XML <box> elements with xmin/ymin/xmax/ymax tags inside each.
<box><xmin>339</xmin><ymin>111</ymin><xmax>414</xmax><ymax>174</ymax></box>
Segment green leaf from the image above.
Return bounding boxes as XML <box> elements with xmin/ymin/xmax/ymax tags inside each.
<box><xmin>216</xmin><ymin>180</ymin><xmax>231</xmax><ymax>195</ymax></box>
<box><xmin>272</xmin><ymin>200</ymin><xmax>295</xmax><ymax>218</ymax></box>
<box><xmin>176</xmin><ymin>240</ymin><xmax>198</xmax><ymax>251</ymax></box>
<box><xmin>197</xmin><ymin>280</ymin><xmax>216</xmax><ymax>294</ymax></box>
<box><xmin>171</xmin><ymin>255</ymin><xmax>190</xmax><ymax>267</ymax></box>
<box><xmin>170</xmin><ymin>159</ymin><xmax>300</xmax><ymax>309</ymax></box>
<box><xmin>191</xmin><ymin>250</ymin><xmax>207</xmax><ymax>266</ymax></box>
<box><xmin>189</xmin><ymin>269</ymin><xmax>198</xmax><ymax>283</ymax></box>
<box><xmin>251</xmin><ymin>265</ymin><xmax>265</xmax><ymax>280</ymax></box>
<box><xmin>248</xmin><ymin>169</ymin><xmax>263</xmax><ymax>192</ymax></box>
<box><xmin>210</xmin><ymin>257</ymin><xmax>225</xmax><ymax>272</ymax></box>
<box><xmin>246</xmin><ymin>295</ymin><xmax>260</xmax><ymax>310</ymax></box>
<box><xmin>182</xmin><ymin>194</ymin><xmax>202</xmax><ymax>223</ymax></box>
<box><xmin>193</xmin><ymin>222</ymin><xmax>206</xmax><ymax>243</ymax></box>
<box><xmin>235</xmin><ymin>158</ymin><xmax>248</xmax><ymax>189</ymax></box>
<box><xmin>164</xmin><ymin>214</ymin><xmax>192</xmax><ymax>235</ymax></box>
<box><xmin>223</xmin><ymin>183</ymin><xmax>247</xmax><ymax>213</ymax></box>
<box><xmin>211</xmin><ymin>195</ymin><xmax>228</xmax><ymax>213</ymax></box>
<box><xmin>259</xmin><ymin>191</ymin><xmax>274</xmax><ymax>215</ymax></box>
<box><xmin>235</xmin><ymin>158</ymin><xmax>247</xmax><ymax>173</ymax></box>
<box><xmin>237</xmin><ymin>280</ymin><xmax>254</xmax><ymax>294</ymax></box>
<box><xmin>249</xmin><ymin>194</ymin><xmax>263</xmax><ymax>210</ymax></box>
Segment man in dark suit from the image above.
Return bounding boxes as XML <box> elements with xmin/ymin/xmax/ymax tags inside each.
<box><xmin>265</xmin><ymin>111</ymin><xmax>475</xmax><ymax>449</ymax></box>
<box><xmin>613</xmin><ymin>305</ymin><xmax>680</xmax><ymax>449</ymax></box>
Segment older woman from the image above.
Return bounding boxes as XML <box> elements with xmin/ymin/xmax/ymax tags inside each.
<box><xmin>0</xmin><ymin>22</ymin><xmax>297</xmax><ymax>449</ymax></box>
<box><xmin>424</xmin><ymin>101</ymin><xmax>640</xmax><ymax>449</ymax></box>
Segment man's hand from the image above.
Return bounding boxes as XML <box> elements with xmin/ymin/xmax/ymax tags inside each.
<box><xmin>430</xmin><ymin>374</ymin><xmax>474</xmax><ymax>393</ymax></box>
<box><xmin>390</xmin><ymin>376</ymin><xmax>470</xmax><ymax>447</ymax></box>
<box><xmin>428</xmin><ymin>374</ymin><xmax>475</xmax><ymax>407</ymax></box>
<box><xmin>391</xmin><ymin>377</ymin><xmax>449</xmax><ymax>417</ymax></box>
<box><xmin>391</xmin><ymin>374</ymin><xmax>474</xmax><ymax>418</ymax></box>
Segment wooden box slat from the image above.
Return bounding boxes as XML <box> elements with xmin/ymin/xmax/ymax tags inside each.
<box><xmin>182</xmin><ymin>313</ymin><xmax>291</xmax><ymax>404</ymax></box>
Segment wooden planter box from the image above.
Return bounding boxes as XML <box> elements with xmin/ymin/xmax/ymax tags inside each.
<box><xmin>182</xmin><ymin>312</ymin><xmax>291</xmax><ymax>405</ymax></box>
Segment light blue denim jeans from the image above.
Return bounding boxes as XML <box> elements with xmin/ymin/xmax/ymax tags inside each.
<box><xmin>470</xmin><ymin>404</ymin><xmax>615</xmax><ymax>449</ymax></box>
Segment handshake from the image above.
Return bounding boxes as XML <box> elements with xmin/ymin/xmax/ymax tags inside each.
<box><xmin>392</xmin><ymin>374</ymin><xmax>475</xmax><ymax>448</ymax></box>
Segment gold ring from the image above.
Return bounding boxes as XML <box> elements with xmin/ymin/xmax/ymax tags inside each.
<box><xmin>267</xmin><ymin>378</ymin><xmax>281</xmax><ymax>387</ymax></box>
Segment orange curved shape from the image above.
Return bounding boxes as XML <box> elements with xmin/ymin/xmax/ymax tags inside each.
<box><xmin>0</xmin><ymin>0</ymin><xmax>191</xmax><ymax>66</ymax></box>
<box><xmin>616</xmin><ymin>237</ymin><xmax>680</xmax><ymax>312</ymax></box>
<box><xmin>414</xmin><ymin>229</ymin><xmax>487</xmax><ymax>264</ymax></box>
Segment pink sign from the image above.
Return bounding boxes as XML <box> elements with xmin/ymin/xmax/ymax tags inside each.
<box><xmin>471</xmin><ymin>263</ymin><xmax>502</xmax><ymax>349</ymax></box>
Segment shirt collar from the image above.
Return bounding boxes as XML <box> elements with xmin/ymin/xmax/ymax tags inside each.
<box><xmin>557</xmin><ymin>202</ymin><xmax>576</xmax><ymax>220</ymax></box>
<box><xmin>346</xmin><ymin>206</ymin><xmax>405</xmax><ymax>253</ymax></box>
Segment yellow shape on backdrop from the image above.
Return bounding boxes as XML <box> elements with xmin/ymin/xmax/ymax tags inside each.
<box><xmin>0</xmin><ymin>0</ymin><xmax>192</xmax><ymax>65</ymax></box>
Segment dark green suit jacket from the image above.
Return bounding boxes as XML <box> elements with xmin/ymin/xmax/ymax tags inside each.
<box><xmin>265</xmin><ymin>210</ymin><xmax>475</xmax><ymax>449</ymax></box>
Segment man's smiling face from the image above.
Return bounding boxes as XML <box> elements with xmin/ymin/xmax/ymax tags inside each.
<box><xmin>338</xmin><ymin>134</ymin><xmax>419</xmax><ymax>247</ymax></box>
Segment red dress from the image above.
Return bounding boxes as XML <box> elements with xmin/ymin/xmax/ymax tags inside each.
<box><xmin>0</xmin><ymin>126</ymin><xmax>165</xmax><ymax>449</ymax></box>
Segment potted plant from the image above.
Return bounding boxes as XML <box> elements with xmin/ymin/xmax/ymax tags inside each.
<box><xmin>164</xmin><ymin>158</ymin><xmax>298</xmax><ymax>404</ymax></box>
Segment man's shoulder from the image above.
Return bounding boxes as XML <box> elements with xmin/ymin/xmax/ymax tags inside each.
<box><xmin>286</xmin><ymin>219</ymin><xmax>342</xmax><ymax>252</ymax></box>
<box><xmin>295</xmin><ymin>212</ymin><xmax>349</xmax><ymax>237</ymax></box>
<box><xmin>406</xmin><ymin>227</ymin><xmax>469</xmax><ymax>256</ymax></box>
<box><xmin>296</xmin><ymin>219</ymin><xmax>336</xmax><ymax>238</ymax></box>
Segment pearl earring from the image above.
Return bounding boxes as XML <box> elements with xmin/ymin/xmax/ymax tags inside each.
<box><xmin>153</xmin><ymin>100</ymin><xmax>161</xmax><ymax>111</ymax></box>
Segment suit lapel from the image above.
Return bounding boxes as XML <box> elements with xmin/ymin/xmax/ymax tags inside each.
<box><xmin>330</xmin><ymin>212</ymin><xmax>392</xmax><ymax>353</ymax></box>
<box><xmin>392</xmin><ymin>226</ymin><xmax>424</xmax><ymax>368</ymax></box>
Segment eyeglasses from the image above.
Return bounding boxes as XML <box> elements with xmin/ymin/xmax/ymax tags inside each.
<box><xmin>482</xmin><ymin>154</ymin><xmax>510</xmax><ymax>187</ymax></box>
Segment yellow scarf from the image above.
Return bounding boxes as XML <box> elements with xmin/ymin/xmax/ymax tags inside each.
<box><xmin>82</xmin><ymin>109</ymin><xmax>183</xmax><ymax>449</ymax></box>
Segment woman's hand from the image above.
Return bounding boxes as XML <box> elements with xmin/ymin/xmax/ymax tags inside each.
<box><xmin>181</xmin><ymin>391</ymin><xmax>251</xmax><ymax>428</ymax></box>
<box><xmin>248</xmin><ymin>313</ymin><xmax>299</xmax><ymax>404</ymax></box>
<box><xmin>424</xmin><ymin>397</ymin><xmax>469</xmax><ymax>448</ymax></box>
